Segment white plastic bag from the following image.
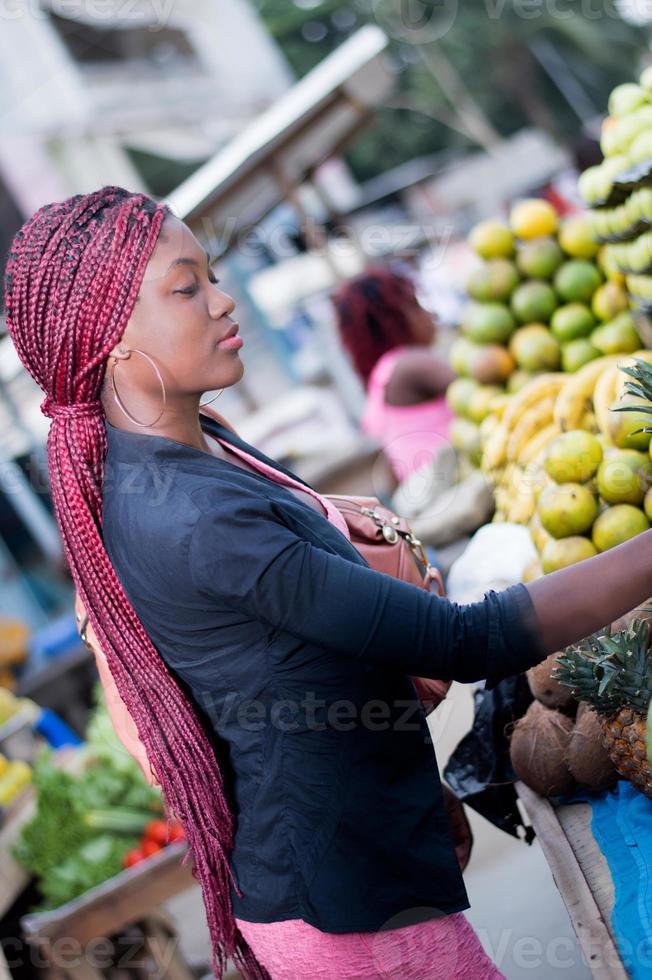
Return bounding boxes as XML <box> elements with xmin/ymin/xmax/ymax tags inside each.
<box><xmin>446</xmin><ymin>523</ymin><xmax>537</xmax><ymax>606</ymax></box>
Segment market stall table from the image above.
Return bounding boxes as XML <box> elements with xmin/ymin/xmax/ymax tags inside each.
<box><xmin>516</xmin><ymin>781</ymin><xmax>627</xmax><ymax>980</ymax></box>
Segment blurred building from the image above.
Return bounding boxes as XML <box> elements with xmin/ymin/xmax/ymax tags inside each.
<box><xmin>0</xmin><ymin>0</ymin><xmax>292</xmax><ymax>217</ymax></box>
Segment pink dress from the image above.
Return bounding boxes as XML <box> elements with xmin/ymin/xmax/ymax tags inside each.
<box><xmin>208</xmin><ymin>431</ymin><xmax>504</xmax><ymax>980</ymax></box>
<box><xmin>361</xmin><ymin>346</ymin><xmax>454</xmax><ymax>484</ymax></box>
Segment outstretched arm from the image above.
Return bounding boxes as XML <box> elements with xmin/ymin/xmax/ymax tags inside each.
<box><xmin>387</xmin><ymin>350</ymin><xmax>456</xmax><ymax>402</ymax></box>
<box><xmin>525</xmin><ymin>529</ymin><xmax>652</xmax><ymax>655</ymax></box>
<box><xmin>188</xmin><ymin>486</ymin><xmax>651</xmax><ymax>690</ymax></box>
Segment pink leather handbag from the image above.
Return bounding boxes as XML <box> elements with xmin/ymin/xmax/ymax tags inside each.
<box><xmin>324</xmin><ymin>494</ymin><xmax>451</xmax><ymax>715</ymax></box>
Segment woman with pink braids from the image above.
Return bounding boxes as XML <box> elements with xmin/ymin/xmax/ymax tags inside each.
<box><xmin>4</xmin><ymin>186</ymin><xmax>652</xmax><ymax>980</ymax></box>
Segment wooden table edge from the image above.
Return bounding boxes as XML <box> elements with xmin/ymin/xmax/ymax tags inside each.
<box><xmin>515</xmin><ymin>781</ymin><xmax>628</xmax><ymax>980</ymax></box>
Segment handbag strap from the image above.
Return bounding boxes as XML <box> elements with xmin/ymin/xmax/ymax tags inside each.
<box><xmin>197</xmin><ymin>415</ymin><xmax>445</xmax><ymax>596</ymax></box>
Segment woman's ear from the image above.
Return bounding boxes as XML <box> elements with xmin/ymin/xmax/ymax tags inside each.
<box><xmin>107</xmin><ymin>344</ymin><xmax>131</xmax><ymax>361</ymax></box>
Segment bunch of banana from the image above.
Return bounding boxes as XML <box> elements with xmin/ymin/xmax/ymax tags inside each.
<box><xmin>518</xmin><ymin>422</ymin><xmax>561</xmax><ymax>466</ymax></box>
<box><xmin>493</xmin><ymin>452</ymin><xmax>551</xmax><ymax>525</ymax></box>
<box><xmin>555</xmin><ymin>348</ymin><xmax>652</xmax><ymax>441</ymax></box>
<box><xmin>506</xmin><ymin>395</ymin><xmax>556</xmax><ymax>463</ymax></box>
<box><xmin>481</xmin><ymin>374</ymin><xmax>565</xmax><ymax>519</ymax></box>
<box><xmin>553</xmin><ymin>355</ymin><xmax>621</xmax><ymax>432</ymax></box>
<box><xmin>501</xmin><ymin>373</ymin><xmax>566</xmax><ymax>431</ymax></box>
<box><xmin>505</xmin><ymin>469</ymin><xmax>540</xmax><ymax>524</ymax></box>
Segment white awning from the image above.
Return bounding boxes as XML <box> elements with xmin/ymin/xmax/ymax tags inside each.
<box><xmin>164</xmin><ymin>26</ymin><xmax>394</xmax><ymax>245</ymax></box>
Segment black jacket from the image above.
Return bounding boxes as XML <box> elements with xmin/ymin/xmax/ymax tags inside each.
<box><xmin>101</xmin><ymin>412</ymin><xmax>543</xmax><ymax>932</ymax></box>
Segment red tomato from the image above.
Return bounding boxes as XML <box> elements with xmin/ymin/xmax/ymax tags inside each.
<box><xmin>169</xmin><ymin>823</ymin><xmax>186</xmax><ymax>842</ymax></box>
<box><xmin>123</xmin><ymin>849</ymin><xmax>145</xmax><ymax>869</ymax></box>
<box><xmin>141</xmin><ymin>840</ymin><xmax>162</xmax><ymax>857</ymax></box>
<box><xmin>144</xmin><ymin>820</ymin><xmax>169</xmax><ymax>847</ymax></box>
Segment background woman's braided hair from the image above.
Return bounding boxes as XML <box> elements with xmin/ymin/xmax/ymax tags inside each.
<box><xmin>2</xmin><ymin>186</ymin><xmax>270</xmax><ymax>980</ymax></box>
<box><xmin>332</xmin><ymin>264</ymin><xmax>422</xmax><ymax>384</ymax></box>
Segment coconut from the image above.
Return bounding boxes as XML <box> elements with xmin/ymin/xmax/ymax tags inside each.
<box><xmin>527</xmin><ymin>653</ymin><xmax>577</xmax><ymax>715</ymax></box>
<box><xmin>510</xmin><ymin>700</ymin><xmax>576</xmax><ymax>797</ymax></box>
<box><xmin>566</xmin><ymin>707</ymin><xmax>618</xmax><ymax>792</ymax></box>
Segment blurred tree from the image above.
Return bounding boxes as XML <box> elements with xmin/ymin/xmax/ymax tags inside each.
<box><xmin>254</xmin><ymin>0</ymin><xmax>648</xmax><ymax>182</ymax></box>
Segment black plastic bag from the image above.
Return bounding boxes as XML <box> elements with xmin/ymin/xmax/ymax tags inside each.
<box><xmin>443</xmin><ymin>674</ymin><xmax>535</xmax><ymax>842</ymax></box>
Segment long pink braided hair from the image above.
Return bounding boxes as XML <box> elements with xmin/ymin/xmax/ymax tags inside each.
<box><xmin>2</xmin><ymin>186</ymin><xmax>270</xmax><ymax>980</ymax></box>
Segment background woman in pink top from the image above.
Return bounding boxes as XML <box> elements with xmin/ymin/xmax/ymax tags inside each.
<box><xmin>333</xmin><ymin>265</ymin><xmax>456</xmax><ymax>486</ymax></box>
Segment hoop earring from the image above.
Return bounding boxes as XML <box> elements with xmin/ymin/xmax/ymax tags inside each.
<box><xmin>200</xmin><ymin>388</ymin><xmax>225</xmax><ymax>407</ymax></box>
<box><xmin>109</xmin><ymin>349</ymin><xmax>166</xmax><ymax>427</ymax></box>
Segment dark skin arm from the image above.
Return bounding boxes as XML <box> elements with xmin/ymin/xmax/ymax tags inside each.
<box><xmin>385</xmin><ymin>350</ymin><xmax>456</xmax><ymax>406</ymax></box>
<box><xmin>526</xmin><ymin>528</ymin><xmax>652</xmax><ymax>653</ymax></box>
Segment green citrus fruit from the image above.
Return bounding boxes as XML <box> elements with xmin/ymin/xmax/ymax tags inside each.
<box><xmin>468</xmin><ymin>221</ymin><xmax>514</xmax><ymax>259</ymax></box>
<box><xmin>446</xmin><ymin>378</ymin><xmax>480</xmax><ymax>418</ymax></box>
<box><xmin>541</xmin><ymin>536</ymin><xmax>597</xmax><ymax>573</ymax></box>
<box><xmin>550</xmin><ymin>303</ymin><xmax>595</xmax><ymax>343</ymax></box>
<box><xmin>561</xmin><ymin>339</ymin><xmax>600</xmax><ymax>373</ymax></box>
<box><xmin>591</xmin><ymin>504</ymin><xmax>650</xmax><ymax>551</ymax></box>
<box><xmin>466</xmin><ymin>259</ymin><xmax>520</xmax><ymax>302</ymax></box>
<box><xmin>510</xmin><ymin>199</ymin><xmax>558</xmax><ymax>239</ymax></box>
<box><xmin>467</xmin><ymin>345</ymin><xmax>515</xmax><ymax>385</ymax></box>
<box><xmin>461</xmin><ymin>303</ymin><xmax>516</xmax><ymax>344</ymax></box>
<box><xmin>608</xmin><ymin>395</ymin><xmax>652</xmax><ymax>451</ymax></box>
<box><xmin>558</xmin><ymin>214</ymin><xmax>600</xmax><ymax>259</ymax></box>
<box><xmin>449</xmin><ymin>337</ymin><xmax>474</xmax><ymax>376</ymax></box>
<box><xmin>538</xmin><ymin>483</ymin><xmax>599</xmax><ymax>539</ymax></box>
<box><xmin>516</xmin><ymin>239</ymin><xmax>565</xmax><ymax>280</ymax></box>
<box><xmin>644</xmin><ymin>486</ymin><xmax>652</xmax><ymax>521</ymax></box>
<box><xmin>591</xmin><ymin>313</ymin><xmax>640</xmax><ymax>355</ymax></box>
<box><xmin>544</xmin><ymin>431</ymin><xmax>603</xmax><ymax>484</ymax></box>
<box><xmin>596</xmin><ymin>449</ymin><xmax>652</xmax><ymax>505</ymax></box>
<box><xmin>511</xmin><ymin>281</ymin><xmax>558</xmax><ymax>324</ymax></box>
<box><xmin>554</xmin><ymin>261</ymin><xmax>603</xmax><ymax>303</ymax></box>
<box><xmin>509</xmin><ymin>324</ymin><xmax>561</xmax><ymax>372</ymax></box>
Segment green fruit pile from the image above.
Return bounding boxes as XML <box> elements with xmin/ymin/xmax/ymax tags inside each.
<box><xmin>532</xmin><ymin>429</ymin><xmax>651</xmax><ymax>573</ymax></box>
<box><xmin>449</xmin><ymin>199</ymin><xmax>641</xmax><ymax>466</ymax></box>
<box><xmin>580</xmin><ymin>69</ymin><xmax>652</xmax><ymax>305</ymax></box>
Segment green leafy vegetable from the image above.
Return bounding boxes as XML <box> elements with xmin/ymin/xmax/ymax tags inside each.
<box><xmin>12</xmin><ymin>689</ymin><xmax>164</xmax><ymax>911</ymax></box>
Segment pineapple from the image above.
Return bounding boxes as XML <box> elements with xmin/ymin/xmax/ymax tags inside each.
<box><xmin>554</xmin><ymin>619</ymin><xmax>652</xmax><ymax>797</ymax></box>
